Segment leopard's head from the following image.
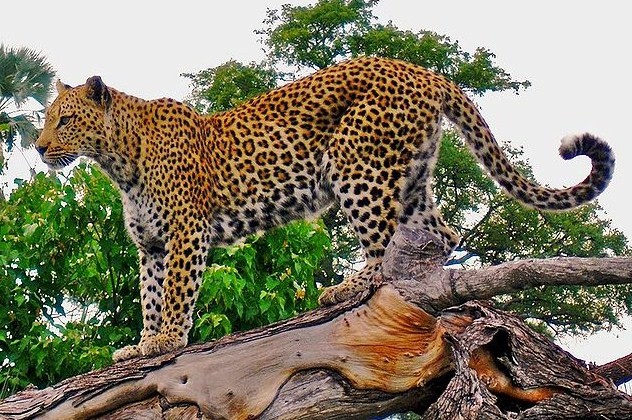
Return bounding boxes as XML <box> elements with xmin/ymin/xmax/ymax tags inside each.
<box><xmin>35</xmin><ymin>76</ymin><xmax>111</xmax><ymax>169</ymax></box>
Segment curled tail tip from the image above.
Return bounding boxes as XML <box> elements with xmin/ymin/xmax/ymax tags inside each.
<box><xmin>558</xmin><ymin>132</ymin><xmax>615</xmax><ymax>202</ymax></box>
<box><xmin>559</xmin><ymin>132</ymin><xmax>614</xmax><ymax>162</ymax></box>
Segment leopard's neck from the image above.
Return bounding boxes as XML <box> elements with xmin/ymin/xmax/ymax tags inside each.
<box><xmin>91</xmin><ymin>90</ymin><xmax>146</xmax><ymax>192</ymax></box>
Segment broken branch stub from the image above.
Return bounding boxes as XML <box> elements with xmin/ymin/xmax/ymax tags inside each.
<box><xmin>381</xmin><ymin>224</ymin><xmax>458</xmax><ymax>312</ymax></box>
<box><xmin>429</xmin><ymin>302</ymin><xmax>632</xmax><ymax>419</ymax></box>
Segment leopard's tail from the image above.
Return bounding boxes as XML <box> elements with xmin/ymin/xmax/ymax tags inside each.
<box><xmin>442</xmin><ymin>82</ymin><xmax>615</xmax><ymax>211</ymax></box>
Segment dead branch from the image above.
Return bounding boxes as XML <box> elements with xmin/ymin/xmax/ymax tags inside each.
<box><xmin>594</xmin><ymin>353</ymin><xmax>632</xmax><ymax>387</ymax></box>
<box><xmin>383</xmin><ymin>225</ymin><xmax>632</xmax><ymax>312</ymax></box>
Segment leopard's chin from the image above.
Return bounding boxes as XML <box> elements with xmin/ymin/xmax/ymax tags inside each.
<box><xmin>43</xmin><ymin>155</ymin><xmax>78</xmax><ymax>170</ymax></box>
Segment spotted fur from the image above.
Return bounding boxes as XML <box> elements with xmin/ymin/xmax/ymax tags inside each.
<box><xmin>35</xmin><ymin>57</ymin><xmax>614</xmax><ymax>361</ymax></box>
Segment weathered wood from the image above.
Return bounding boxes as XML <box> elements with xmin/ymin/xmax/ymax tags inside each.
<box><xmin>384</xmin><ymin>225</ymin><xmax>632</xmax><ymax>311</ymax></box>
<box><xmin>0</xmin><ymin>286</ymin><xmax>459</xmax><ymax>419</ymax></box>
<box><xmin>1</xmin><ymin>225</ymin><xmax>632</xmax><ymax>419</ymax></box>
<box><xmin>424</xmin><ymin>301</ymin><xmax>632</xmax><ymax>419</ymax></box>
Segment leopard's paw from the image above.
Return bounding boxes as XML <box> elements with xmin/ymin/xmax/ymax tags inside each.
<box><xmin>112</xmin><ymin>344</ymin><xmax>142</xmax><ymax>362</ymax></box>
<box><xmin>139</xmin><ymin>332</ymin><xmax>187</xmax><ymax>357</ymax></box>
<box><xmin>318</xmin><ymin>282</ymin><xmax>364</xmax><ymax>306</ymax></box>
<box><xmin>319</xmin><ymin>265</ymin><xmax>383</xmax><ymax>306</ymax></box>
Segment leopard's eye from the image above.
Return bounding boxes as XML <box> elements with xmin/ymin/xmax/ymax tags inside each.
<box><xmin>57</xmin><ymin>115</ymin><xmax>72</xmax><ymax>128</ymax></box>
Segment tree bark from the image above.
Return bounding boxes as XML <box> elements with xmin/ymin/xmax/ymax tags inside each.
<box><xmin>1</xmin><ymin>225</ymin><xmax>632</xmax><ymax>419</ymax></box>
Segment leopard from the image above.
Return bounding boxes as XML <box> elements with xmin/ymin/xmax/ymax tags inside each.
<box><xmin>34</xmin><ymin>57</ymin><xmax>615</xmax><ymax>361</ymax></box>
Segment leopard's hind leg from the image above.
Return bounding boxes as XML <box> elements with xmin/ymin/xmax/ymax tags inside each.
<box><xmin>318</xmin><ymin>103</ymin><xmax>458</xmax><ymax>306</ymax></box>
<box><xmin>396</xmin><ymin>148</ymin><xmax>460</xmax><ymax>256</ymax></box>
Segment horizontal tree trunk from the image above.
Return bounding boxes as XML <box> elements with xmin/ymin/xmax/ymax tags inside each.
<box><xmin>1</xmin><ymin>226</ymin><xmax>632</xmax><ymax>419</ymax></box>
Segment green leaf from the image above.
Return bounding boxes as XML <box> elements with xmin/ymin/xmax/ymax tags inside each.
<box><xmin>265</xmin><ymin>276</ymin><xmax>280</xmax><ymax>291</ymax></box>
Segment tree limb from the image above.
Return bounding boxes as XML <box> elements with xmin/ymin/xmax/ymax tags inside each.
<box><xmin>594</xmin><ymin>353</ymin><xmax>632</xmax><ymax>386</ymax></box>
<box><xmin>384</xmin><ymin>225</ymin><xmax>632</xmax><ymax>312</ymax></box>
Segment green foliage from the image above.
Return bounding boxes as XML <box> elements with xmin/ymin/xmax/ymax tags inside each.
<box><xmin>318</xmin><ymin>205</ymin><xmax>361</xmax><ymax>286</ymax></box>
<box><xmin>259</xmin><ymin>0</ymin><xmax>378</xmax><ymax>70</ymax></box>
<box><xmin>433</xmin><ymin>131</ymin><xmax>495</xmax><ymax>230</ymax></box>
<box><xmin>468</xmin><ymin>200</ymin><xmax>628</xmax><ymax>264</ymax></box>
<box><xmin>193</xmin><ymin>221</ymin><xmax>329</xmax><ymax>341</ymax></box>
<box><xmin>0</xmin><ymin>165</ymin><xmax>138</xmax><ymax>396</ymax></box>
<box><xmin>501</xmin><ymin>283</ymin><xmax>632</xmax><ymax>336</ymax></box>
<box><xmin>349</xmin><ymin>25</ymin><xmax>529</xmax><ymax>94</ymax></box>
<box><xmin>0</xmin><ymin>45</ymin><xmax>53</xmax><ymax>108</ymax></box>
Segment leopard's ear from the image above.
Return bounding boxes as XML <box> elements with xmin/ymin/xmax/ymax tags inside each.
<box><xmin>56</xmin><ymin>79</ymin><xmax>71</xmax><ymax>94</ymax></box>
<box><xmin>84</xmin><ymin>76</ymin><xmax>112</xmax><ymax>109</ymax></box>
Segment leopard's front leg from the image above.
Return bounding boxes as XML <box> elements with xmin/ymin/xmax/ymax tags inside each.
<box><xmin>113</xmin><ymin>245</ymin><xmax>166</xmax><ymax>362</ymax></box>
<box><xmin>138</xmin><ymin>218</ymin><xmax>210</xmax><ymax>358</ymax></box>
<box><xmin>113</xmin><ymin>214</ymin><xmax>209</xmax><ymax>361</ymax></box>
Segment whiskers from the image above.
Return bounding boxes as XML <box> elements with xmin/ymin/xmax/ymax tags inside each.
<box><xmin>46</xmin><ymin>152</ymin><xmax>78</xmax><ymax>169</ymax></box>
<box><xmin>58</xmin><ymin>154</ymin><xmax>78</xmax><ymax>167</ymax></box>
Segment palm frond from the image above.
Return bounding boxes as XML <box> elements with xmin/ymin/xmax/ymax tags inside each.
<box><xmin>0</xmin><ymin>44</ymin><xmax>56</xmax><ymax>109</ymax></box>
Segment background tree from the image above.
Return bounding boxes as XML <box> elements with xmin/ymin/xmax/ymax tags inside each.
<box><xmin>181</xmin><ymin>60</ymin><xmax>278</xmax><ymax>114</ymax></box>
<box><xmin>1</xmin><ymin>0</ymin><xmax>629</xmax><ymax>401</ymax></box>
<box><xmin>0</xmin><ymin>45</ymin><xmax>55</xmax><ymax>175</ymax></box>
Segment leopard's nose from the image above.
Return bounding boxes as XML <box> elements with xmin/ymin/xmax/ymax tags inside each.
<box><xmin>35</xmin><ymin>145</ymin><xmax>48</xmax><ymax>156</ymax></box>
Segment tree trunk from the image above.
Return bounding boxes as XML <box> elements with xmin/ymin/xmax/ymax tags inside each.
<box><xmin>1</xmin><ymin>225</ymin><xmax>632</xmax><ymax>419</ymax></box>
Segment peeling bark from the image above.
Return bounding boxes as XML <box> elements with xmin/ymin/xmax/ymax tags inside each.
<box><xmin>1</xmin><ymin>225</ymin><xmax>632</xmax><ymax>419</ymax></box>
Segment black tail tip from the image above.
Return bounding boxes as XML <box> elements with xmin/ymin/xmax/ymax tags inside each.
<box><xmin>558</xmin><ymin>132</ymin><xmax>614</xmax><ymax>162</ymax></box>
